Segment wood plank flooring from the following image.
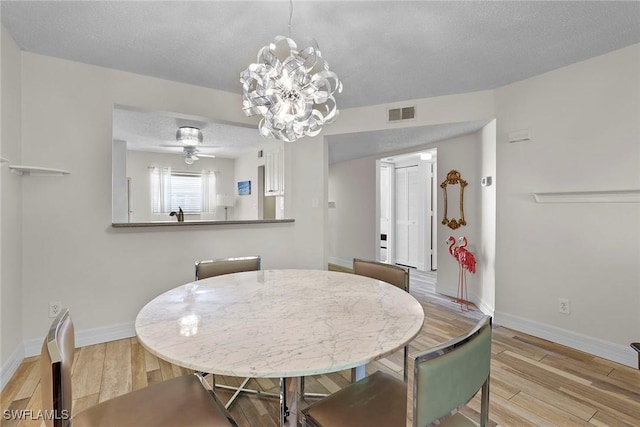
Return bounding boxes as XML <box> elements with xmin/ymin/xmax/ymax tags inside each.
<box><xmin>2</xmin><ymin>267</ymin><xmax>639</xmax><ymax>426</ymax></box>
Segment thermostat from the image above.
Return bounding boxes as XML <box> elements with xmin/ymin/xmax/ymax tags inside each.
<box><xmin>481</xmin><ymin>176</ymin><xmax>492</xmax><ymax>187</ymax></box>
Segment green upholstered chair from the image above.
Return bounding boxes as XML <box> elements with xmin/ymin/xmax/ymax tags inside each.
<box><xmin>353</xmin><ymin>258</ymin><xmax>410</xmax><ymax>292</ymax></box>
<box><xmin>195</xmin><ymin>256</ymin><xmax>261</xmax><ymax>281</ymax></box>
<box><xmin>41</xmin><ymin>309</ymin><xmax>237</xmax><ymax>427</ymax></box>
<box><xmin>301</xmin><ymin>315</ymin><xmax>492</xmax><ymax>427</ymax></box>
<box><xmin>353</xmin><ymin>258</ymin><xmax>411</xmax><ymax>381</ymax></box>
<box><xmin>194</xmin><ymin>256</ymin><xmax>261</xmax><ymax>408</ymax></box>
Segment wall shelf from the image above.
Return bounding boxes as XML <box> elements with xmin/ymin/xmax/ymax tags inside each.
<box><xmin>533</xmin><ymin>189</ymin><xmax>640</xmax><ymax>203</ymax></box>
<box><xmin>8</xmin><ymin>165</ymin><xmax>70</xmax><ymax>176</ymax></box>
<box><xmin>0</xmin><ymin>157</ymin><xmax>9</xmax><ymax>164</ymax></box>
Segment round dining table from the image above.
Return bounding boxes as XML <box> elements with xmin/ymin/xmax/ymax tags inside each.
<box><xmin>135</xmin><ymin>269</ymin><xmax>425</xmax><ymax>426</ymax></box>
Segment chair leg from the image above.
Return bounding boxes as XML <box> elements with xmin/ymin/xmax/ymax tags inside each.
<box><xmin>279</xmin><ymin>377</ymin><xmax>289</xmax><ymax>427</ymax></box>
<box><xmin>351</xmin><ymin>365</ymin><xmax>366</xmax><ymax>382</ymax></box>
<box><xmin>403</xmin><ymin>345</ymin><xmax>409</xmax><ymax>382</ymax></box>
<box><xmin>480</xmin><ymin>377</ymin><xmax>490</xmax><ymax>427</ymax></box>
<box><xmin>631</xmin><ymin>343</ymin><xmax>640</xmax><ymax>369</ymax></box>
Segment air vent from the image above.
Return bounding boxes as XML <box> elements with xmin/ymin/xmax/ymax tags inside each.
<box><xmin>388</xmin><ymin>106</ymin><xmax>416</xmax><ymax>122</ymax></box>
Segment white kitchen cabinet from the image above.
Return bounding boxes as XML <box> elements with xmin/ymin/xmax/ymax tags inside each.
<box><xmin>264</xmin><ymin>146</ymin><xmax>284</xmax><ymax>196</ymax></box>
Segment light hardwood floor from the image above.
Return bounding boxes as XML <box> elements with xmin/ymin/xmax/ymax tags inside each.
<box><xmin>2</xmin><ymin>268</ymin><xmax>639</xmax><ymax>426</ymax></box>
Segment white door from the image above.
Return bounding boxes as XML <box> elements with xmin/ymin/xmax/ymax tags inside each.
<box><xmin>395</xmin><ymin>165</ymin><xmax>421</xmax><ymax>268</ymax></box>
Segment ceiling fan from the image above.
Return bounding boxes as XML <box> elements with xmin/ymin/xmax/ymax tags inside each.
<box><xmin>160</xmin><ymin>126</ymin><xmax>218</xmax><ymax>164</ymax></box>
<box><xmin>183</xmin><ymin>146</ymin><xmax>216</xmax><ymax>165</ymax></box>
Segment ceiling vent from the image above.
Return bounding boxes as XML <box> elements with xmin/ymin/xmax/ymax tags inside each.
<box><xmin>388</xmin><ymin>106</ymin><xmax>416</xmax><ymax>122</ymax></box>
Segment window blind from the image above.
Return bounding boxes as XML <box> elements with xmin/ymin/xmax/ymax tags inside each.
<box><xmin>150</xmin><ymin>168</ymin><xmax>216</xmax><ymax>214</ymax></box>
<box><xmin>169</xmin><ymin>174</ymin><xmax>202</xmax><ymax>213</ymax></box>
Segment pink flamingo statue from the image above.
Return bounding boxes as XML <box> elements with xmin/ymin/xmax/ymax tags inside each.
<box><xmin>446</xmin><ymin>236</ymin><xmax>477</xmax><ymax>311</ymax></box>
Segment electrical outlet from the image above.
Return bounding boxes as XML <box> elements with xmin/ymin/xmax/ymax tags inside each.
<box><xmin>49</xmin><ymin>301</ymin><xmax>62</xmax><ymax>318</ymax></box>
<box><xmin>558</xmin><ymin>298</ymin><xmax>571</xmax><ymax>315</ymax></box>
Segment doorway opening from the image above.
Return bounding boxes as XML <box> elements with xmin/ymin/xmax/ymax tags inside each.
<box><xmin>377</xmin><ymin>148</ymin><xmax>437</xmax><ymax>272</ymax></box>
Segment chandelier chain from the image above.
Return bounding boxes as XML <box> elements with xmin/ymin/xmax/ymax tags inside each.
<box><xmin>288</xmin><ymin>0</ymin><xmax>293</xmax><ymax>38</ymax></box>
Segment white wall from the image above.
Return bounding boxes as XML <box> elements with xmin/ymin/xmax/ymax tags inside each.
<box><xmin>18</xmin><ymin>52</ymin><xmax>325</xmax><ymax>351</ymax></box>
<box><xmin>233</xmin><ymin>148</ymin><xmax>259</xmax><ymax>220</ymax></box>
<box><xmin>328</xmin><ymin>156</ymin><xmax>376</xmax><ymax>265</ymax></box>
<box><xmin>327</xmin><ymin>91</ymin><xmax>495</xmax><ymax>135</ymax></box>
<box><xmin>433</xmin><ymin>134</ymin><xmax>480</xmax><ymax>300</ymax></box>
<box><xmin>0</xmin><ymin>26</ymin><xmax>23</xmax><ymax>385</ymax></box>
<box><xmin>477</xmin><ymin>120</ymin><xmax>496</xmax><ymax>313</ymax></box>
<box><xmin>327</xmin><ymin>44</ymin><xmax>639</xmax><ymax>366</ymax></box>
<box><xmin>327</xmin><ymin>132</ymin><xmax>483</xmax><ymax>307</ymax></box>
<box><xmin>494</xmin><ymin>44</ymin><xmax>640</xmax><ymax>365</ymax></box>
<box><xmin>233</xmin><ymin>139</ymin><xmax>286</xmax><ymax>221</ymax></box>
<box><xmin>325</xmin><ymin>89</ymin><xmax>495</xmax><ymax>271</ymax></box>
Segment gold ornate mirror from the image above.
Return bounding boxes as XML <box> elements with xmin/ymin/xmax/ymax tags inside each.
<box><xmin>441</xmin><ymin>170</ymin><xmax>467</xmax><ymax>230</ymax></box>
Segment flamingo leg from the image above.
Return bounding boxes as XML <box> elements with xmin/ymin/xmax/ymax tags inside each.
<box><xmin>461</xmin><ymin>269</ymin><xmax>469</xmax><ymax>312</ymax></box>
<box><xmin>456</xmin><ymin>263</ymin><xmax>462</xmax><ymax>305</ymax></box>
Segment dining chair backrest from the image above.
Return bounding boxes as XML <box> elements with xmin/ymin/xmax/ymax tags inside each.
<box><xmin>408</xmin><ymin>315</ymin><xmax>492</xmax><ymax>427</ymax></box>
<box><xmin>353</xmin><ymin>258</ymin><xmax>410</xmax><ymax>292</ymax></box>
<box><xmin>41</xmin><ymin>309</ymin><xmax>75</xmax><ymax>427</ymax></box>
<box><xmin>195</xmin><ymin>256</ymin><xmax>261</xmax><ymax>281</ymax></box>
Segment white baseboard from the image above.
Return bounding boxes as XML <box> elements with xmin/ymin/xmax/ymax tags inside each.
<box><xmin>2</xmin><ymin>322</ymin><xmax>135</xmax><ymax>392</ymax></box>
<box><xmin>22</xmin><ymin>322</ymin><xmax>136</xmax><ymax>358</ymax></box>
<box><xmin>476</xmin><ymin>297</ymin><xmax>495</xmax><ymax>317</ymax></box>
<box><xmin>328</xmin><ymin>257</ymin><xmax>352</xmax><ymax>269</ymax></box>
<box><xmin>1</xmin><ymin>343</ymin><xmax>25</xmax><ymax>391</ymax></box>
<box><xmin>431</xmin><ymin>283</ymin><xmax>494</xmax><ymax>317</ymax></box>
<box><xmin>494</xmin><ymin>311</ymin><xmax>636</xmax><ymax>369</ymax></box>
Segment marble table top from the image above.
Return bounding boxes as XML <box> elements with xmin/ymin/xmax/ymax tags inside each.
<box><xmin>135</xmin><ymin>269</ymin><xmax>425</xmax><ymax>378</ymax></box>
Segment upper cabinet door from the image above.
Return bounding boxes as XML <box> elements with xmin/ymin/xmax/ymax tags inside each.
<box><xmin>265</xmin><ymin>146</ymin><xmax>284</xmax><ymax>196</ymax></box>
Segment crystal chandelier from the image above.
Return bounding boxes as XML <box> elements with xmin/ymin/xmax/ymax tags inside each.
<box><xmin>240</xmin><ymin>1</ymin><xmax>342</xmax><ymax>142</ymax></box>
<box><xmin>176</xmin><ymin>126</ymin><xmax>203</xmax><ymax>145</ymax></box>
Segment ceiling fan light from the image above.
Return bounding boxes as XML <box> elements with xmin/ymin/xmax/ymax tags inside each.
<box><xmin>184</xmin><ymin>155</ymin><xmax>195</xmax><ymax>165</ymax></box>
<box><xmin>176</xmin><ymin>126</ymin><xmax>203</xmax><ymax>145</ymax></box>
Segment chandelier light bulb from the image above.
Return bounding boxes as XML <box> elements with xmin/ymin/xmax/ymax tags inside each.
<box><xmin>240</xmin><ymin>36</ymin><xmax>342</xmax><ymax>142</ymax></box>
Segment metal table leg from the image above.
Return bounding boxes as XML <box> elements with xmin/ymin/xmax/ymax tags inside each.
<box><xmin>280</xmin><ymin>377</ymin><xmax>301</xmax><ymax>427</ymax></box>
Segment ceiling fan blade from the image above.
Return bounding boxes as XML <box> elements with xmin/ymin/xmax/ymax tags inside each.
<box><xmin>197</xmin><ymin>153</ymin><xmax>216</xmax><ymax>158</ymax></box>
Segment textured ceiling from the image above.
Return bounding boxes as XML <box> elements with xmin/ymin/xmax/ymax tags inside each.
<box><xmin>2</xmin><ymin>1</ymin><xmax>639</xmax><ymax>162</ymax></box>
<box><xmin>113</xmin><ymin>106</ymin><xmax>265</xmax><ymax>159</ymax></box>
<box><xmin>326</xmin><ymin>121</ymin><xmax>490</xmax><ymax>164</ymax></box>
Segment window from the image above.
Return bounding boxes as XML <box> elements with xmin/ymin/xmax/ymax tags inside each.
<box><xmin>150</xmin><ymin>167</ymin><xmax>216</xmax><ymax>214</ymax></box>
<box><xmin>167</xmin><ymin>174</ymin><xmax>202</xmax><ymax>213</ymax></box>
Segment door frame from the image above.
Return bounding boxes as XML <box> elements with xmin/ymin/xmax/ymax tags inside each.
<box><xmin>376</xmin><ymin>150</ymin><xmax>437</xmax><ymax>271</ymax></box>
